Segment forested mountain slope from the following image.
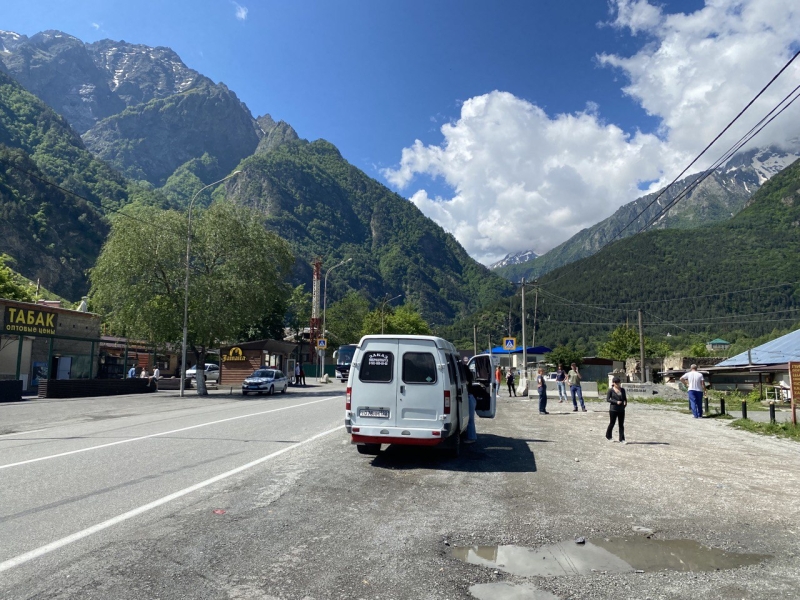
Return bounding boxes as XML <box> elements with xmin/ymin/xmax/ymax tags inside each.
<box><xmin>443</xmin><ymin>158</ymin><xmax>800</xmax><ymax>348</ymax></box>
<box><xmin>226</xmin><ymin>139</ymin><xmax>515</xmax><ymax>324</ymax></box>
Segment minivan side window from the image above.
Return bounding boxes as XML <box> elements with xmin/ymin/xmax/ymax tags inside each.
<box><xmin>445</xmin><ymin>354</ymin><xmax>456</xmax><ymax>386</ymax></box>
<box><xmin>402</xmin><ymin>352</ymin><xmax>437</xmax><ymax>384</ymax></box>
<box><xmin>360</xmin><ymin>351</ymin><xmax>394</xmax><ymax>382</ymax></box>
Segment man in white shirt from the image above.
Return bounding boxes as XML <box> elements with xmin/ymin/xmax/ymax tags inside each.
<box><xmin>680</xmin><ymin>364</ymin><xmax>706</xmax><ymax>418</ymax></box>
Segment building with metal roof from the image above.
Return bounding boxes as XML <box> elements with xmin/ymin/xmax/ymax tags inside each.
<box><xmin>716</xmin><ymin>329</ymin><xmax>800</xmax><ymax>367</ymax></box>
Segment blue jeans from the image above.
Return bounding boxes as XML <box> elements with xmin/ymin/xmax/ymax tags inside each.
<box><xmin>571</xmin><ymin>385</ymin><xmax>585</xmax><ymax>409</ymax></box>
<box><xmin>467</xmin><ymin>394</ymin><xmax>477</xmax><ymax>440</ymax></box>
<box><xmin>688</xmin><ymin>390</ymin><xmax>704</xmax><ymax>418</ymax></box>
<box><xmin>538</xmin><ymin>387</ymin><xmax>547</xmax><ymax>413</ymax></box>
<box><xmin>557</xmin><ymin>381</ymin><xmax>567</xmax><ymax>400</ymax></box>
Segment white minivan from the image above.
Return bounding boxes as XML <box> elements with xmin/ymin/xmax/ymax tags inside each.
<box><xmin>345</xmin><ymin>335</ymin><xmax>496</xmax><ymax>456</ymax></box>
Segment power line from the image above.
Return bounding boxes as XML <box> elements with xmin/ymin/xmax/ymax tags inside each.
<box><xmin>609</xmin><ymin>49</ymin><xmax>800</xmax><ymax>243</ymax></box>
<box><xmin>642</xmin><ymin>85</ymin><xmax>800</xmax><ymax>232</ymax></box>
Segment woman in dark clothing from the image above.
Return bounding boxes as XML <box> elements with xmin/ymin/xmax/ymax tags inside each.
<box><xmin>606</xmin><ymin>376</ymin><xmax>627</xmax><ymax>443</ymax></box>
<box><xmin>506</xmin><ymin>369</ymin><xmax>516</xmax><ymax>397</ymax></box>
<box><xmin>536</xmin><ymin>368</ymin><xmax>548</xmax><ymax>414</ymax></box>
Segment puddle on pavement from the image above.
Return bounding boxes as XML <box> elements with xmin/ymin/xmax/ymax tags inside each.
<box><xmin>452</xmin><ymin>538</ymin><xmax>768</xmax><ymax>577</ymax></box>
<box><xmin>469</xmin><ymin>582</ymin><xmax>558</xmax><ymax>600</ymax></box>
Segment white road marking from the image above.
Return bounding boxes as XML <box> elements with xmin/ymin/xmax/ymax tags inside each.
<box><xmin>0</xmin><ymin>397</ymin><xmax>340</xmax><ymax>471</ymax></box>
<box><xmin>0</xmin><ymin>424</ymin><xmax>344</xmax><ymax>573</ymax></box>
<box><xmin>0</xmin><ymin>429</ymin><xmax>47</xmax><ymax>438</ymax></box>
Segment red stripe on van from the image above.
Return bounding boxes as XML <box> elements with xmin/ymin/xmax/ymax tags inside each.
<box><xmin>352</xmin><ymin>434</ymin><xmax>443</xmax><ymax>447</ymax></box>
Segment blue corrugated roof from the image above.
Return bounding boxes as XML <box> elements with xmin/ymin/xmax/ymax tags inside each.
<box><xmin>716</xmin><ymin>329</ymin><xmax>800</xmax><ymax>367</ymax></box>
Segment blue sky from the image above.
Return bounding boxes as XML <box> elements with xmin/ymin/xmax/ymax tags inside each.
<box><xmin>4</xmin><ymin>1</ymin><xmax>800</xmax><ymax>263</ymax></box>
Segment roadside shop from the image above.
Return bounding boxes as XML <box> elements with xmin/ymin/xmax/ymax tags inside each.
<box><xmin>219</xmin><ymin>339</ymin><xmax>299</xmax><ymax>388</ymax></box>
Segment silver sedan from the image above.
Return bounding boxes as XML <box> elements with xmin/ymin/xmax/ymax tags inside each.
<box><xmin>241</xmin><ymin>369</ymin><xmax>289</xmax><ymax>395</ymax></box>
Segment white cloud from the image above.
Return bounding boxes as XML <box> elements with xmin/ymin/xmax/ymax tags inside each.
<box><xmin>90</xmin><ymin>22</ymin><xmax>100</xmax><ymax>30</ymax></box>
<box><xmin>232</xmin><ymin>1</ymin><xmax>248</xmax><ymax>21</ymax></box>
<box><xmin>383</xmin><ymin>0</ymin><xmax>800</xmax><ymax>265</ymax></box>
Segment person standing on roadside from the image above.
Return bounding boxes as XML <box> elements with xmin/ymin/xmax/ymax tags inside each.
<box><xmin>606</xmin><ymin>376</ymin><xmax>627</xmax><ymax>443</ymax></box>
<box><xmin>506</xmin><ymin>368</ymin><xmax>517</xmax><ymax>397</ymax></box>
<box><xmin>300</xmin><ymin>365</ymin><xmax>306</xmax><ymax>386</ymax></box>
<box><xmin>495</xmin><ymin>364</ymin><xmax>502</xmax><ymax>395</ymax></box>
<box><xmin>556</xmin><ymin>363</ymin><xmax>568</xmax><ymax>403</ymax></box>
<box><xmin>537</xmin><ymin>367</ymin><xmax>549</xmax><ymax>414</ymax></box>
<box><xmin>295</xmin><ymin>363</ymin><xmax>301</xmax><ymax>386</ymax></box>
<box><xmin>680</xmin><ymin>364</ymin><xmax>706</xmax><ymax>418</ymax></box>
<box><xmin>152</xmin><ymin>364</ymin><xmax>160</xmax><ymax>391</ymax></box>
<box><xmin>568</xmin><ymin>362</ymin><xmax>586</xmax><ymax>412</ymax></box>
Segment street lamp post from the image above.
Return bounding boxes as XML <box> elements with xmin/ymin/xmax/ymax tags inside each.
<box><xmin>180</xmin><ymin>170</ymin><xmax>243</xmax><ymax>397</ymax></box>
<box><xmin>380</xmin><ymin>294</ymin><xmax>402</xmax><ymax>334</ymax></box>
<box><xmin>320</xmin><ymin>257</ymin><xmax>352</xmax><ymax>380</ymax></box>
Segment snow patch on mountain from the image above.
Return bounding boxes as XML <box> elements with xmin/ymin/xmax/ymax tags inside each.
<box><xmin>490</xmin><ymin>250</ymin><xmax>538</xmax><ymax>270</ymax></box>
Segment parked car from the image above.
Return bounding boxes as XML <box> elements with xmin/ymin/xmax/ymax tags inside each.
<box><xmin>242</xmin><ymin>369</ymin><xmax>289</xmax><ymax>395</ymax></box>
<box><xmin>186</xmin><ymin>364</ymin><xmax>220</xmax><ymax>382</ymax></box>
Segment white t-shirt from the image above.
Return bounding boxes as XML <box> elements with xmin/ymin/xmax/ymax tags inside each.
<box><xmin>682</xmin><ymin>370</ymin><xmax>704</xmax><ymax>391</ymax></box>
<box><xmin>153</xmin><ymin>368</ymin><xmax>160</xmax><ymax>380</ymax></box>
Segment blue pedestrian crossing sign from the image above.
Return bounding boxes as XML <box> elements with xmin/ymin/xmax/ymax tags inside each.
<box><xmin>317</xmin><ymin>338</ymin><xmax>328</xmax><ymax>349</ymax></box>
<box><xmin>502</xmin><ymin>337</ymin><xmax>516</xmax><ymax>351</ymax></box>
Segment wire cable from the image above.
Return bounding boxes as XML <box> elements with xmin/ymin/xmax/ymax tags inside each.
<box><xmin>609</xmin><ymin>49</ymin><xmax>800</xmax><ymax>243</ymax></box>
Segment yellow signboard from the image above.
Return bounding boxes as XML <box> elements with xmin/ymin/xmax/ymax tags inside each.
<box><xmin>317</xmin><ymin>338</ymin><xmax>328</xmax><ymax>349</ymax></box>
<box><xmin>222</xmin><ymin>346</ymin><xmax>247</xmax><ymax>362</ymax></box>
<box><xmin>502</xmin><ymin>337</ymin><xmax>516</xmax><ymax>351</ymax></box>
<box><xmin>3</xmin><ymin>306</ymin><xmax>58</xmax><ymax>336</ymax></box>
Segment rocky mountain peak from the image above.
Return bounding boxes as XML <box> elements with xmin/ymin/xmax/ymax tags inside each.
<box><xmin>86</xmin><ymin>38</ymin><xmax>205</xmax><ymax>106</ymax></box>
<box><xmin>489</xmin><ymin>250</ymin><xmax>538</xmax><ymax>270</ymax></box>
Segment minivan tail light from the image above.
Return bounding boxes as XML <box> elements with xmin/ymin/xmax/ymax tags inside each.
<box><xmin>346</xmin><ymin>387</ymin><xmax>352</xmax><ymax>411</ymax></box>
<box><xmin>443</xmin><ymin>390</ymin><xmax>451</xmax><ymax>414</ymax></box>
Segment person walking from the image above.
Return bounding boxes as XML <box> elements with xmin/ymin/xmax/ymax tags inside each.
<box><xmin>568</xmin><ymin>362</ymin><xmax>586</xmax><ymax>412</ymax></box>
<box><xmin>152</xmin><ymin>364</ymin><xmax>160</xmax><ymax>391</ymax></box>
<box><xmin>536</xmin><ymin>367</ymin><xmax>549</xmax><ymax>414</ymax></box>
<box><xmin>680</xmin><ymin>364</ymin><xmax>706</xmax><ymax>418</ymax></box>
<box><xmin>556</xmin><ymin>363</ymin><xmax>568</xmax><ymax>403</ymax></box>
<box><xmin>606</xmin><ymin>376</ymin><xmax>627</xmax><ymax>443</ymax></box>
<box><xmin>506</xmin><ymin>368</ymin><xmax>517</xmax><ymax>397</ymax></box>
<box><xmin>299</xmin><ymin>366</ymin><xmax>306</xmax><ymax>386</ymax></box>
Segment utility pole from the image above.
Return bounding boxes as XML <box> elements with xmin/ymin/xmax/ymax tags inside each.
<box><xmin>531</xmin><ymin>280</ymin><xmax>539</xmax><ymax>353</ymax></box>
<box><xmin>521</xmin><ymin>279</ymin><xmax>527</xmax><ymax>380</ymax></box>
<box><xmin>638</xmin><ymin>309</ymin><xmax>646</xmax><ymax>383</ymax></box>
<box><xmin>473</xmin><ymin>324</ymin><xmax>477</xmax><ymax>356</ymax></box>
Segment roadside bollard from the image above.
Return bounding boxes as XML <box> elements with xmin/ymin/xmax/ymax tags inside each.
<box><xmin>704</xmin><ymin>395</ymin><xmax>709</xmax><ymax>415</ymax></box>
<box><xmin>720</xmin><ymin>397</ymin><xmax>726</xmax><ymax>416</ymax></box>
<box><xmin>741</xmin><ymin>399</ymin><xmax>748</xmax><ymax>420</ymax></box>
<box><xmin>769</xmin><ymin>401</ymin><xmax>776</xmax><ymax>424</ymax></box>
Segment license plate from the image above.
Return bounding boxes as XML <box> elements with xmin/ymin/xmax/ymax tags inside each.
<box><xmin>358</xmin><ymin>408</ymin><xmax>389</xmax><ymax>418</ymax></box>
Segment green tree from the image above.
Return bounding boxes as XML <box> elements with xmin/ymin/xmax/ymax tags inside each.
<box><xmin>688</xmin><ymin>342</ymin><xmax>710</xmax><ymax>357</ymax></box>
<box><xmin>90</xmin><ymin>201</ymin><xmax>293</xmax><ymax>394</ymax></box>
<box><xmin>361</xmin><ymin>303</ymin><xmax>431</xmax><ymax>336</ymax></box>
<box><xmin>326</xmin><ymin>290</ymin><xmax>370</xmax><ymax>344</ymax></box>
<box><xmin>598</xmin><ymin>325</ymin><xmax>672</xmax><ymax>360</ymax></box>
<box><xmin>545</xmin><ymin>345</ymin><xmax>584</xmax><ymax>369</ymax></box>
<box><xmin>0</xmin><ymin>255</ymin><xmax>34</xmax><ymax>302</ymax></box>
<box><xmin>285</xmin><ymin>284</ymin><xmax>311</xmax><ymax>342</ymax></box>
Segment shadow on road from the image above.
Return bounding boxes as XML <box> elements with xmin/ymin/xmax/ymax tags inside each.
<box><xmin>369</xmin><ymin>434</ymin><xmax>538</xmax><ymax>473</ymax></box>
<box><xmin>626</xmin><ymin>441</ymin><xmax>670</xmax><ymax>445</ymax></box>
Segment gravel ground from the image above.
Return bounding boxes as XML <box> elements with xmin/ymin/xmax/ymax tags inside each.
<box><xmin>4</xmin><ymin>394</ymin><xmax>799</xmax><ymax>599</ymax></box>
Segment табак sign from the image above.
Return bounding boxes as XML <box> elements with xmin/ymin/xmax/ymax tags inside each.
<box><xmin>3</xmin><ymin>306</ymin><xmax>58</xmax><ymax>336</ymax></box>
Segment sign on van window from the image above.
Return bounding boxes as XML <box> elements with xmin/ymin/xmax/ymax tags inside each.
<box><xmin>360</xmin><ymin>351</ymin><xmax>394</xmax><ymax>382</ymax></box>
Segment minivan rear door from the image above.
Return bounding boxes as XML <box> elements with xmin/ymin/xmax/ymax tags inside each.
<box><xmin>353</xmin><ymin>339</ymin><xmax>398</xmax><ymax>427</ymax></box>
<box><xmin>396</xmin><ymin>338</ymin><xmax>443</xmax><ymax>430</ymax></box>
<box><xmin>468</xmin><ymin>354</ymin><xmax>497</xmax><ymax>418</ymax></box>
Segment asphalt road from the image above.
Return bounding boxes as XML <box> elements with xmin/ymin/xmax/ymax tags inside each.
<box><xmin>1</xmin><ymin>388</ymin><xmax>799</xmax><ymax>599</ymax></box>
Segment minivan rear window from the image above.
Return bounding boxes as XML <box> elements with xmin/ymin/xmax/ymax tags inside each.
<box><xmin>360</xmin><ymin>351</ymin><xmax>394</xmax><ymax>382</ymax></box>
<box><xmin>402</xmin><ymin>352</ymin><xmax>437</xmax><ymax>384</ymax></box>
